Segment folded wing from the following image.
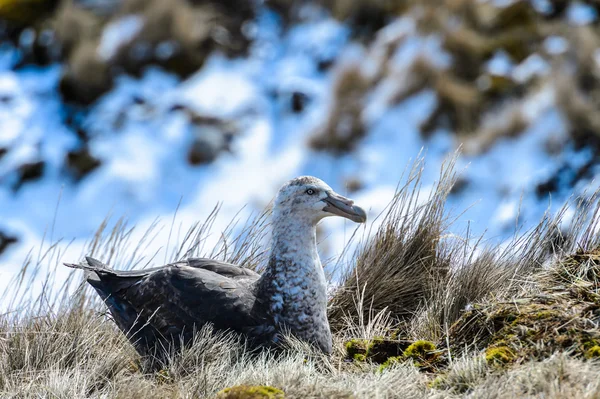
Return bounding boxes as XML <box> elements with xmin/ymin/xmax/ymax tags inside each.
<box><xmin>68</xmin><ymin>257</ymin><xmax>269</xmax><ymax>357</ymax></box>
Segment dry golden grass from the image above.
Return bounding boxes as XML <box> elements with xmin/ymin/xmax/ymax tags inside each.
<box><xmin>2</xmin><ymin>156</ymin><xmax>600</xmax><ymax>398</ymax></box>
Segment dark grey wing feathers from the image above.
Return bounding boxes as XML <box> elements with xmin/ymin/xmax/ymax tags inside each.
<box><xmin>65</xmin><ymin>257</ymin><xmax>270</xmax><ymax>357</ymax></box>
<box><xmin>184</xmin><ymin>258</ymin><xmax>260</xmax><ymax>279</ymax></box>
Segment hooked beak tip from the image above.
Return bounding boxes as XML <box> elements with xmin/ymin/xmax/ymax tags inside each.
<box><xmin>322</xmin><ymin>192</ymin><xmax>367</xmax><ymax>223</ymax></box>
<box><xmin>352</xmin><ymin>205</ymin><xmax>367</xmax><ymax>223</ymax></box>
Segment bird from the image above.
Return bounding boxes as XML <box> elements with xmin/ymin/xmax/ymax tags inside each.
<box><xmin>65</xmin><ymin>176</ymin><xmax>366</xmax><ymax>359</ymax></box>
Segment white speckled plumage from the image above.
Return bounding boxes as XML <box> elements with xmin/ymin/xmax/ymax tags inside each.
<box><xmin>255</xmin><ymin>176</ymin><xmax>360</xmax><ymax>353</ymax></box>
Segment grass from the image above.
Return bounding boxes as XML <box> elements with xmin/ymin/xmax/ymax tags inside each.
<box><xmin>2</xmin><ymin>155</ymin><xmax>600</xmax><ymax>398</ymax></box>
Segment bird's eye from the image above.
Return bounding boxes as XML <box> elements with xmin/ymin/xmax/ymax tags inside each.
<box><xmin>306</xmin><ymin>189</ymin><xmax>315</xmax><ymax>195</ymax></box>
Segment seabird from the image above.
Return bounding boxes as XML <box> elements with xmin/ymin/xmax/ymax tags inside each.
<box><xmin>65</xmin><ymin>176</ymin><xmax>366</xmax><ymax>357</ymax></box>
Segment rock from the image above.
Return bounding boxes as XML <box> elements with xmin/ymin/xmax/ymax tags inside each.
<box><xmin>170</xmin><ymin>104</ymin><xmax>237</xmax><ymax>166</ymax></box>
<box><xmin>0</xmin><ymin>231</ymin><xmax>18</xmax><ymax>255</ymax></box>
<box><xmin>13</xmin><ymin>161</ymin><xmax>45</xmax><ymax>191</ymax></box>
<box><xmin>66</xmin><ymin>147</ymin><xmax>101</xmax><ymax>181</ymax></box>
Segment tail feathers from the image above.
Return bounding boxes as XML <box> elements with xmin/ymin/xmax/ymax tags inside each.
<box><xmin>66</xmin><ymin>258</ymin><xmax>151</xmax><ymax>350</ymax></box>
<box><xmin>64</xmin><ymin>257</ymin><xmax>115</xmax><ymax>285</ymax></box>
<box><xmin>64</xmin><ymin>256</ymin><xmax>111</xmax><ymax>272</ymax></box>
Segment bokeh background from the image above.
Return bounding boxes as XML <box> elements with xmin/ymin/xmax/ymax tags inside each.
<box><xmin>0</xmin><ymin>0</ymin><xmax>599</xmax><ymax>292</ymax></box>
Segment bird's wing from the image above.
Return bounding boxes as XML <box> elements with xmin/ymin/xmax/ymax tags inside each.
<box><xmin>124</xmin><ymin>265</ymin><xmax>264</xmax><ymax>334</ymax></box>
<box><xmin>90</xmin><ymin>257</ymin><xmax>260</xmax><ymax>281</ymax></box>
<box><xmin>67</xmin><ymin>257</ymin><xmax>270</xmax><ymax>355</ymax></box>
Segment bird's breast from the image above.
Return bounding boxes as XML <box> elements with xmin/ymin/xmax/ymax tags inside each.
<box><xmin>265</xmin><ymin>261</ymin><xmax>330</xmax><ymax>349</ymax></box>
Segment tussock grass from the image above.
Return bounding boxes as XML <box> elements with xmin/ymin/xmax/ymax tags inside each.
<box><xmin>329</xmin><ymin>155</ymin><xmax>457</xmax><ymax>331</ymax></box>
<box><xmin>3</xmin><ymin>155</ymin><xmax>600</xmax><ymax>398</ymax></box>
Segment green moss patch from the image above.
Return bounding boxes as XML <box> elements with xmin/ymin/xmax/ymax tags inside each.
<box><xmin>404</xmin><ymin>340</ymin><xmax>436</xmax><ymax>359</ymax></box>
<box><xmin>585</xmin><ymin>345</ymin><xmax>600</xmax><ymax>359</ymax></box>
<box><xmin>377</xmin><ymin>356</ymin><xmax>402</xmax><ymax>373</ymax></box>
<box><xmin>345</xmin><ymin>337</ymin><xmax>445</xmax><ymax>372</ymax></box>
<box><xmin>403</xmin><ymin>340</ymin><xmax>442</xmax><ymax>371</ymax></box>
<box><xmin>344</xmin><ymin>339</ymin><xmax>371</xmax><ymax>361</ymax></box>
<box><xmin>216</xmin><ymin>385</ymin><xmax>285</xmax><ymax>399</ymax></box>
<box><xmin>485</xmin><ymin>346</ymin><xmax>515</xmax><ymax>366</ymax></box>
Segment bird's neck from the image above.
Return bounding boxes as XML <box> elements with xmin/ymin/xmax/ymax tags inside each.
<box><xmin>271</xmin><ymin>215</ymin><xmax>319</xmax><ymax>264</ymax></box>
<box><xmin>260</xmin><ymin>215</ymin><xmax>323</xmax><ymax>289</ymax></box>
<box><xmin>255</xmin><ymin>212</ymin><xmax>332</xmax><ymax>352</ymax></box>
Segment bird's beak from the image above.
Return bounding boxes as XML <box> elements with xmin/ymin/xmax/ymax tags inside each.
<box><xmin>322</xmin><ymin>191</ymin><xmax>367</xmax><ymax>223</ymax></box>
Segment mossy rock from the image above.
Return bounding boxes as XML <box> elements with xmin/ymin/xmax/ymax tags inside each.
<box><xmin>368</xmin><ymin>336</ymin><xmax>408</xmax><ymax>363</ymax></box>
<box><xmin>344</xmin><ymin>339</ymin><xmax>370</xmax><ymax>361</ymax></box>
<box><xmin>485</xmin><ymin>346</ymin><xmax>515</xmax><ymax>366</ymax></box>
<box><xmin>403</xmin><ymin>340</ymin><xmax>443</xmax><ymax>371</ymax></box>
<box><xmin>216</xmin><ymin>385</ymin><xmax>285</xmax><ymax>399</ymax></box>
<box><xmin>344</xmin><ymin>337</ymin><xmax>409</xmax><ymax>363</ymax></box>
<box><xmin>345</xmin><ymin>337</ymin><xmax>446</xmax><ymax>372</ymax></box>
<box><xmin>428</xmin><ymin>375</ymin><xmax>445</xmax><ymax>389</ymax></box>
<box><xmin>404</xmin><ymin>340</ymin><xmax>436</xmax><ymax>359</ymax></box>
<box><xmin>353</xmin><ymin>353</ymin><xmax>367</xmax><ymax>362</ymax></box>
<box><xmin>451</xmin><ymin>300</ymin><xmax>600</xmax><ymax>363</ymax></box>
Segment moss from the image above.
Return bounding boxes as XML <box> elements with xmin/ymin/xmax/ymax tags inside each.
<box><xmin>216</xmin><ymin>385</ymin><xmax>285</xmax><ymax>399</ymax></box>
<box><xmin>402</xmin><ymin>340</ymin><xmax>444</xmax><ymax>371</ymax></box>
<box><xmin>585</xmin><ymin>345</ymin><xmax>600</xmax><ymax>359</ymax></box>
<box><xmin>353</xmin><ymin>353</ymin><xmax>367</xmax><ymax>362</ymax></box>
<box><xmin>404</xmin><ymin>340</ymin><xmax>436</xmax><ymax>359</ymax></box>
<box><xmin>582</xmin><ymin>339</ymin><xmax>600</xmax><ymax>350</ymax></box>
<box><xmin>377</xmin><ymin>356</ymin><xmax>402</xmax><ymax>373</ymax></box>
<box><xmin>490</xmin><ymin>309</ymin><xmax>517</xmax><ymax>325</ymax></box>
<box><xmin>344</xmin><ymin>339</ymin><xmax>370</xmax><ymax>360</ymax></box>
<box><xmin>485</xmin><ymin>346</ymin><xmax>515</xmax><ymax>366</ymax></box>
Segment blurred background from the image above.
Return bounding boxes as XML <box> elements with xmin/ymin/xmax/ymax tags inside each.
<box><xmin>0</xmin><ymin>0</ymin><xmax>599</xmax><ymax>290</ymax></box>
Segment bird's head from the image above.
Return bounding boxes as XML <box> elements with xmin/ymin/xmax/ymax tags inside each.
<box><xmin>274</xmin><ymin>176</ymin><xmax>367</xmax><ymax>225</ymax></box>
